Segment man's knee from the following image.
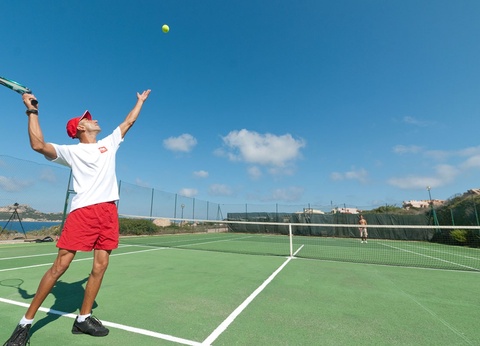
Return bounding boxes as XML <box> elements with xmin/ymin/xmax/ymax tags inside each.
<box><xmin>92</xmin><ymin>250</ymin><xmax>111</xmax><ymax>275</ymax></box>
<box><xmin>92</xmin><ymin>261</ymin><xmax>109</xmax><ymax>275</ymax></box>
<box><xmin>50</xmin><ymin>250</ymin><xmax>75</xmax><ymax>277</ymax></box>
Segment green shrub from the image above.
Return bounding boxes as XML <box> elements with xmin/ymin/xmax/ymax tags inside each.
<box><xmin>117</xmin><ymin>218</ymin><xmax>217</xmax><ymax>236</ymax></box>
<box><xmin>119</xmin><ymin>218</ymin><xmax>159</xmax><ymax>235</ymax></box>
<box><xmin>450</xmin><ymin>229</ymin><xmax>467</xmax><ymax>244</ymax></box>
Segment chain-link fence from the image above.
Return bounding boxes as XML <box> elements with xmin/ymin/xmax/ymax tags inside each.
<box><xmin>3</xmin><ymin>155</ymin><xmax>480</xmax><ymax>230</ymax></box>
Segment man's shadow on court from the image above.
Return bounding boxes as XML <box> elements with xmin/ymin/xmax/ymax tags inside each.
<box><xmin>17</xmin><ymin>276</ymin><xmax>98</xmax><ymax>335</ymax></box>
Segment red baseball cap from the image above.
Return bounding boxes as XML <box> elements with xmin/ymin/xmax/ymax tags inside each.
<box><xmin>66</xmin><ymin>110</ymin><xmax>92</xmax><ymax>139</ymax></box>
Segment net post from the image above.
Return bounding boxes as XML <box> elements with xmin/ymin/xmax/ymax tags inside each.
<box><xmin>289</xmin><ymin>223</ymin><xmax>293</xmax><ymax>257</ymax></box>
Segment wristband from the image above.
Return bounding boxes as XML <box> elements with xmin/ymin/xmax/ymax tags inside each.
<box><xmin>26</xmin><ymin>109</ymin><xmax>38</xmax><ymax>115</ymax></box>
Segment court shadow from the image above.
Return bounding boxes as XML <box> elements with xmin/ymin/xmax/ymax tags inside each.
<box><xmin>0</xmin><ymin>278</ymin><xmax>35</xmax><ymax>300</ymax></box>
<box><xmin>30</xmin><ymin>276</ymin><xmax>98</xmax><ymax>335</ymax></box>
<box><xmin>18</xmin><ymin>286</ymin><xmax>35</xmax><ymax>300</ymax></box>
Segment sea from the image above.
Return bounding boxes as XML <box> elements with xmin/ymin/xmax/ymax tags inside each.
<box><xmin>1</xmin><ymin>221</ymin><xmax>61</xmax><ymax>233</ymax></box>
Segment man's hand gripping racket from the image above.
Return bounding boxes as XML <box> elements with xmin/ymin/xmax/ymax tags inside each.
<box><xmin>0</xmin><ymin>76</ymin><xmax>38</xmax><ymax>107</ymax></box>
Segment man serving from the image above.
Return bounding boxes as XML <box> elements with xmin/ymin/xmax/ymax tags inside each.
<box><xmin>4</xmin><ymin>89</ymin><xmax>151</xmax><ymax>346</ymax></box>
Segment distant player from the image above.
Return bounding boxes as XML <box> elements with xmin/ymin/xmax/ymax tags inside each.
<box><xmin>358</xmin><ymin>215</ymin><xmax>368</xmax><ymax>243</ymax></box>
<box><xmin>4</xmin><ymin>89</ymin><xmax>151</xmax><ymax>346</ymax></box>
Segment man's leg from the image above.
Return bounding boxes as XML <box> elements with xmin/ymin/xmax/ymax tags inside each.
<box><xmin>3</xmin><ymin>249</ymin><xmax>75</xmax><ymax>346</ymax></box>
<box><xmin>25</xmin><ymin>249</ymin><xmax>76</xmax><ymax>319</ymax></box>
<box><xmin>79</xmin><ymin>249</ymin><xmax>111</xmax><ymax>315</ymax></box>
<box><xmin>71</xmin><ymin>249</ymin><xmax>111</xmax><ymax>337</ymax></box>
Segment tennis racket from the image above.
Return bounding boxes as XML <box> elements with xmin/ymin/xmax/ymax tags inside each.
<box><xmin>0</xmin><ymin>278</ymin><xmax>24</xmax><ymax>289</ymax></box>
<box><xmin>0</xmin><ymin>76</ymin><xmax>38</xmax><ymax>106</ymax></box>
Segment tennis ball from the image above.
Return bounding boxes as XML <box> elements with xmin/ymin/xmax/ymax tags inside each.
<box><xmin>162</xmin><ymin>24</ymin><xmax>169</xmax><ymax>33</ymax></box>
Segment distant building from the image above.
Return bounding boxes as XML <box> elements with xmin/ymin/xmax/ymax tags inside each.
<box><xmin>153</xmin><ymin>218</ymin><xmax>171</xmax><ymax>227</ymax></box>
<box><xmin>403</xmin><ymin>200</ymin><xmax>429</xmax><ymax>209</ymax></box>
<box><xmin>403</xmin><ymin>199</ymin><xmax>444</xmax><ymax>209</ymax></box>
<box><xmin>331</xmin><ymin>207</ymin><xmax>360</xmax><ymax>214</ymax></box>
<box><xmin>298</xmin><ymin>208</ymin><xmax>325</xmax><ymax>214</ymax></box>
<box><xmin>462</xmin><ymin>189</ymin><xmax>480</xmax><ymax>196</ymax></box>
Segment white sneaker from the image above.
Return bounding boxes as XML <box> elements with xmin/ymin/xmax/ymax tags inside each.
<box><xmin>361</xmin><ymin>241</ymin><xmax>364</xmax><ymax>243</ymax></box>
<box><xmin>365</xmin><ymin>241</ymin><xmax>367</xmax><ymax>243</ymax></box>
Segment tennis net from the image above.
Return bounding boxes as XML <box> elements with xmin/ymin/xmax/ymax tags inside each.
<box><xmin>118</xmin><ymin>215</ymin><xmax>480</xmax><ymax>272</ymax></box>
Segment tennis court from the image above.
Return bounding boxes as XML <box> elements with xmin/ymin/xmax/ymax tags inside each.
<box><xmin>1</xmin><ymin>233</ymin><xmax>478</xmax><ymax>345</ymax></box>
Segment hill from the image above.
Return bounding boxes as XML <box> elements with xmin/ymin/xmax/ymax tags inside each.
<box><xmin>0</xmin><ymin>204</ymin><xmax>63</xmax><ymax>222</ymax></box>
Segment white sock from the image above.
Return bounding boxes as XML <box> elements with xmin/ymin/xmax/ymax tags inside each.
<box><xmin>20</xmin><ymin>316</ymin><xmax>34</xmax><ymax>326</ymax></box>
<box><xmin>77</xmin><ymin>313</ymin><xmax>91</xmax><ymax>323</ymax></box>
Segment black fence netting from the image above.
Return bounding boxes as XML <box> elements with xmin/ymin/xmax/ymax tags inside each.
<box><xmin>227</xmin><ymin>212</ymin><xmax>433</xmax><ymax>241</ymax></box>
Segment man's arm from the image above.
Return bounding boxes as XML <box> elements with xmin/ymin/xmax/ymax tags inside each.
<box><xmin>119</xmin><ymin>90</ymin><xmax>151</xmax><ymax>138</ymax></box>
<box><xmin>22</xmin><ymin>94</ymin><xmax>57</xmax><ymax>160</ymax></box>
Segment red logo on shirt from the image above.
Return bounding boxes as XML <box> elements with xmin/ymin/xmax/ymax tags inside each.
<box><xmin>98</xmin><ymin>146</ymin><xmax>108</xmax><ymax>153</ymax></box>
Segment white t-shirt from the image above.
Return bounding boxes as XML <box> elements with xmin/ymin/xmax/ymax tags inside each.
<box><xmin>48</xmin><ymin>127</ymin><xmax>123</xmax><ymax>212</ymax></box>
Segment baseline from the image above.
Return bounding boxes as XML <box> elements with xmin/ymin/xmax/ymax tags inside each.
<box><xmin>0</xmin><ymin>297</ymin><xmax>201</xmax><ymax>346</ymax></box>
<box><xmin>379</xmin><ymin>242</ymin><xmax>479</xmax><ymax>271</ymax></box>
<box><xmin>0</xmin><ymin>248</ymin><xmax>165</xmax><ymax>273</ymax></box>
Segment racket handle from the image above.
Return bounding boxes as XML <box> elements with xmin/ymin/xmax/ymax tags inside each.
<box><xmin>24</xmin><ymin>91</ymin><xmax>38</xmax><ymax>107</ymax></box>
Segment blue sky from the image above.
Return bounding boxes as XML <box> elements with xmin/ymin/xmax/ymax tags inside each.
<box><xmin>2</xmin><ymin>0</ymin><xmax>480</xmax><ymax>212</ymax></box>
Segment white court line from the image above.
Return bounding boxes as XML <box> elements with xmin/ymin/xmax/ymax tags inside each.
<box><xmin>0</xmin><ymin>297</ymin><xmax>201</xmax><ymax>346</ymax></box>
<box><xmin>379</xmin><ymin>242</ymin><xmax>479</xmax><ymax>271</ymax></box>
<box><xmin>121</xmin><ymin>234</ymin><xmax>252</xmax><ymax>248</ymax></box>
<box><xmin>0</xmin><ymin>252</ymin><xmax>58</xmax><ymax>261</ymax></box>
<box><xmin>1</xmin><ymin>238</ymin><xmax>303</xmax><ymax>345</ymax></box>
<box><xmin>293</xmin><ymin>245</ymin><xmax>305</xmax><ymax>256</ymax></box>
<box><xmin>403</xmin><ymin>294</ymin><xmax>474</xmax><ymax>345</ymax></box>
<box><xmin>0</xmin><ymin>244</ymin><xmax>139</xmax><ymax>261</ymax></box>
<box><xmin>201</xmin><ymin>246</ymin><xmax>304</xmax><ymax>346</ymax></box>
<box><xmin>179</xmin><ymin>235</ymin><xmax>255</xmax><ymax>247</ymax></box>
<box><xmin>375</xmin><ymin>275</ymin><xmax>475</xmax><ymax>345</ymax></box>
<box><xmin>0</xmin><ymin>248</ymin><xmax>165</xmax><ymax>273</ymax></box>
<box><xmin>402</xmin><ymin>243</ymin><xmax>480</xmax><ymax>261</ymax></box>
<box><xmin>0</xmin><ymin>246</ymin><xmax>201</xmax><ymax>345</ymax></box>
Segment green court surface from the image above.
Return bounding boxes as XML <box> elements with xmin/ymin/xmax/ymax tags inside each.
<box><xmin>0</xmin><ymin>235</ymin><xmax>478</xmax><ymax>345</ymax></box>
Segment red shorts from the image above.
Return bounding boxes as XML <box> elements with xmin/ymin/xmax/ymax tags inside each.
<box><xmin>57</xmin><ymin>202</ymin><xmax>119</xmax><ymax>251</ymax></box>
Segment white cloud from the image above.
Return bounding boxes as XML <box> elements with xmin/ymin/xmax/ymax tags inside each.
<box><xmin>330</xmin><ymin>168</ymin><xmax>368</xmax><ymax>184</ymax></box>
<box><xmin>134</xmin><ymin>178</ymin><xmax>150</xmax><ymax>188</ymax></box>
<box><xmin>250</xmin><ymin>186</ymin><xmax>304</xmax><ymax>202</ymax></box>
<box><xmin>219</xmin><ymin>129</ymin><xmax>305</xmax><ymax>168</ymax></box>
<box><xmin>39</xmin><ymin>168</ymin><xmax>58</xmax><ymax>183</ymax></box>
<box><xmin>330</xmin><ymin>172</ymin><xmax>343</xmax><ymax>181</ymax></box>
<box><xmin>388</xmin><ymin>175</ymin><xmax>441</xmax><ymax>190</ymax></box>
<box><xmin>0</xmin><ymin>176</ymin><xmax>33</xmax><ymax>192</ymax></box>
<box><xmin>388</xmin><ymin>164</ymin><xmax>459</xmax><ymax>189</ymax></box>
<box><xmin>423</xmin><ymin>149</ymin><xmax>451</xmax><ymax>161</ymax></box>
<box><xmin>461</xmin><ymin>155</ymin><xmax>480</xmax><ymax>169</ymax></box>
<box><xmin>393</xmin><ymin>145</ymin><xmax>480</xmax><ymax>165</ymax></box>
<box><xmin>163</xmin><ymin>134</ymin><xmax>197</xmax><ymax>152</ymax></box>
<box><xmin>424</xmin><ymin>146</ymin><xmax>480</xmax><ymax>161</ymax></box>
<box><xmin>393</xmin><ymin>144</ymin><xmax>452</xmax><ymax>161</ymax></box>
<box><xmin>178</xmin><ymin>188</ymin><xmax>198</xmax><ymax>197</ymax></box>
<box><xmin>208</xmin><ymin>184</ymin><xmax>234</xmax><ymax>196</ymax></box>
<box><xmin>458</xmin><ymin>146</ymin><xmax>480</xmax><ymax>156</ymax></box>
<box><xmin>268</xmin><ymin>187</ymin><xmax>304</xmax><ymax>202</ymax></box>
<box><xmin>402</xmin><ymin>116</ymin><xmax>431</xmax><ymax>127</ymax></box>
<box><xmin>247</xmin><ymin>166</ymin><xmax>262</xmax><ymax>180</ymax></box>
<box><xmin>388</xmin><ymin>144</ymin><xmax>480</xmax><ymax>190</ymax></box>
<box><xmin>268</xmin><ymin>166</ymin><xmax>295</xmax><ymax>176</ymax></box>
<box><xmin>193</xmin><ymin>170</ymin><xmax>209</xmax><ymax>178</ymax></box>
<box><xmin>393</xmin><ymin>145</ymin><xmax>422</xmax><ymax>155</ymax></box>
